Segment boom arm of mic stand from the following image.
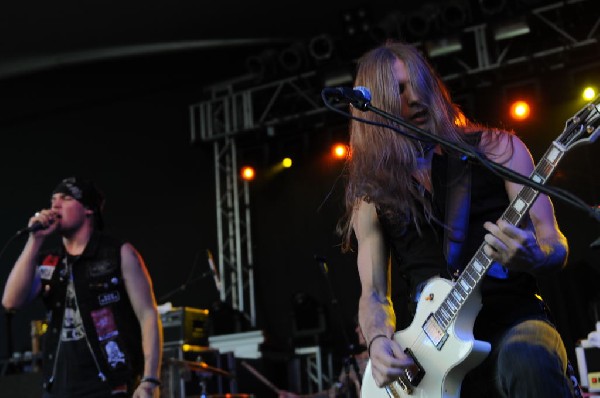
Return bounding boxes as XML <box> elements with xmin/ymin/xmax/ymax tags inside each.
<box><xmin>157</xmin><ymin>271</ymin><xmax>213</xmax><ymax>303</ymax></box>
<box><xmin>362</xmin><ymin>102</ymin><xmax>600</xmax><ymax>222</ymax></box>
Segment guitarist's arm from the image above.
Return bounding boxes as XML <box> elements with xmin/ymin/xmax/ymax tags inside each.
<box><xmin>482</xmin><ymin>133</ymin><xmax>569</xmax><ymax>274</ymax></box>
<box><xmin>353</xmin><ymin>200</ymin><xmax>414</xmax><ymax>387</ymax></box>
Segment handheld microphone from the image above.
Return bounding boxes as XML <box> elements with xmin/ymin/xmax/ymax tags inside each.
<box><xmin>16</xmin><ymin>221</ymin><xmax>51</xmax><ymax>236</ymax></box>
<box><xmin>322</xmin><ymin>86</ymin><xmax>372</xmax><ymax>110</ymax></box>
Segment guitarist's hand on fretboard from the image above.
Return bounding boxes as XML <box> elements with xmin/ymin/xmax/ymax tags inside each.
<box><xmin>482</xmin><ymin>219</ymin><xmax>545</xmax><ymax>272</ymax></box>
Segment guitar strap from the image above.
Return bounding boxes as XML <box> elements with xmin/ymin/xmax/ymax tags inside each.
<box><xmin>443</xmin><ymin>152</ymin><xmax>472</xmax><ymax>278</ymax></box>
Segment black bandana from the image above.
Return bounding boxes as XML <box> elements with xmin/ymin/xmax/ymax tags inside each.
<box><xmin>52</xmin><ymin>177</ymin><xmax>105</xmax><ymax>230</ymax></box>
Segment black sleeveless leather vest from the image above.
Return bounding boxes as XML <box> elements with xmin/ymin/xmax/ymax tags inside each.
<box><xmin>37</xmin><ymin>232</ymin><xmax>144</xmax><ymax>392</ymax></box>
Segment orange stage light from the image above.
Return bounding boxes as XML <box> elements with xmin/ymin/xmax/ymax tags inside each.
<box><xmin>332</xmin><ymin>143</ymin><xmax>348</xmax><ymax>159</ymax></box>
<box><xmin>240</xmin><ymin>166</ymin><xmax>255</xmax><ymax>181</ymax></box>
<box><xmin>509</xmin><ymin>100</ymin><xmax>531</xmax><ymax>121</ymax></box>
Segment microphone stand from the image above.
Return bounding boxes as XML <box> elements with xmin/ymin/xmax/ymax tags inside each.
<box><xmin>314</xmin><ymin>255</ymin><xmax>361</xmax><ymax>396</ymax></box>
<box><xmin>326</xmin><ymin>93</ymin><xmax>600</xmax><ymax>224</ymax></box>
<box><xmin>159</xmin><ymin>248</ymin><xmax>222</xmax><ymax>303</ymax></box>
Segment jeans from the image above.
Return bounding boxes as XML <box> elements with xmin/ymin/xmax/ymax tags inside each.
<box><xmin>496</xmin><ymin>319</ymin><xmax>573</xmax><ymax>397</ymax></box>
<box><xmin>461</xmin><ymin>319</ymin><xmax>574</xmax><ymax>398</ymax></box>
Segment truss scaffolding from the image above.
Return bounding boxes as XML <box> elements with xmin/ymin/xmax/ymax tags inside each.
<box><xmin>211</xmin><ymin>137</ymin><xmax>256</xmax><ymax>327</ymax></box>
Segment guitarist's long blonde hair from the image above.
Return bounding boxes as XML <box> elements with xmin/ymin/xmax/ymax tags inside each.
<box><xmin>339</xmin><ymin>41</ymin><xmax>506</xmax><ymax>252</ymax></box>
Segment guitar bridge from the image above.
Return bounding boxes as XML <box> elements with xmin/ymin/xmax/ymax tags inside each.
<box><xmin>385</xmin><ymin>375</ymin><xmax>413</xmax><ymax>397</ymax></box>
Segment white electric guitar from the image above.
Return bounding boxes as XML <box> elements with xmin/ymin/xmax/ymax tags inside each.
<box><xmin>362</xmin><ymin>96</ymin><xmax>600</xmax><ymax>398</ymax></box>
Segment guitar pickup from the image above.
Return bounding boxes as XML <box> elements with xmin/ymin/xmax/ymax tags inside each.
<box><xmin>423</xmin><ymin>313</ymin><xmax>449</xmax><ymax>350</ymax></box>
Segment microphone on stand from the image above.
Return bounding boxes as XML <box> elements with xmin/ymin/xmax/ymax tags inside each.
<box><xmin>207</xmin><ymin>249</ymin><xmax>222</xmax><ymax>293</ymax></box>
<box><xmin>322</xmin><ymin>86</ymin><xmax>372</xmax><ymax>111</ymax></box>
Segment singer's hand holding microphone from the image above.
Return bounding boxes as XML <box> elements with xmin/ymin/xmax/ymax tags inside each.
<box><xmin>18</xmin><ymin>210</ymin><xmax>58</xmax><ymax>236</ymax></box>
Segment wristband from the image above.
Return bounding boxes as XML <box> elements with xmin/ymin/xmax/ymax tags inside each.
<box><xmin>140</xmin><ymin>376</ymin><xmax>161</xmax><ymax>387</ymax></box>
<box><xmin>367</xmin><ymin>334</ymin><xmax>388</xmax><ymax>357</ymax></box>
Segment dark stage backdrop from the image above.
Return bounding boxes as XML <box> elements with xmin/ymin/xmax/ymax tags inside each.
<box><xmin>0</xmin><ymin>65</ymin><xmax>599</xmax><ymax>394</ymax></box>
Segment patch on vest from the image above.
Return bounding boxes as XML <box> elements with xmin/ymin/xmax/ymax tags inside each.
<box><xmin>91</xmin><ymin>307</ymin><xmax>119</xmax><ymax>341</ymax></box>
<box><xmin>38</xmin><ymin>265</ymin><xmax>56</xmax><ymax>280</ymax></box>
<box><xmin>98</xmin><ymin>291</ymin><xmax>121</xmax><ymax>306</ymax></box>
<box><xmin>88</xmin><ymin>260</ymin><xmax>116</xmax><ymax>277</ymax></box>
<box><xmin>104</xmin><ymin>340</ymin><xmax>126</xmax><ymax>368</ymax></box>
<box><xmin>38</xmin><ymin>254</ymin><xmax>60</xmax><ymax>280</ymax></box>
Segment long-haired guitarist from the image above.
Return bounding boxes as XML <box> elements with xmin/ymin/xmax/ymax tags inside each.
<box><xmin>339</xmin><ymin>41</ymin><xmax>575</xmax><ymax>397</ymax></box>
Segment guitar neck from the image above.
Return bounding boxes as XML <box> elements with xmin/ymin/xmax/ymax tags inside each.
<box><xmin>432</xmin><ymin>141</ymin><xmax>566</xmax><ymax>331</ymax></box>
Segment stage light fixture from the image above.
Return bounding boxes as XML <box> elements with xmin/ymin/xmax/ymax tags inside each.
<box><xmin>241</xmin><ymin>166</ymin><xmax>255</xmax><ymax>181</ymax></box>
<box><xmin>332</xmin><ymin>143</ymin><xmax>348</xmax><ymax>160</ymax></box>
<box><xmin>278</xmin><ymin>42</ymin><xmax>307</xmax><ymax>73</ymax></box>
<box><xmin>308</xmin><ymin>34</ymin><xmax>334</xmax><ymax>61</ymax></box>
<box><xmin>509</xmin><ymin>100</ymin><xmax>531</xmax><ymax>121</ymax></box>
<box><xmin>493</xmin><ymin>19</ymin><xmax>530</xmax><ymax>41</ymax></box>
<box><xmin>244</xmin><ymin>49</ymin><xmax>278</xmax><ymax>80</ymax></box>
<box><xmin>425</xmin><ymin>37</ymin><xmax>463</xmax><ymax>58</ymax></box>
<box><xmin>341</xmin><ymin>10</ymin><xmax>357</xmax><ymax>36</ymax></box>
<box><xmin>440</xmin><ymin>1</ymin><xmax>470</xmax><ymax>29</ymax></box>
<box><xmin>405</xmin><ymin>10</ymin><xmax>431</xmax><ymax>39</ymax></box>
<box><xmin>341</xmin><ymin>7</ymin><xmax>372</xmax><ymax>38</ymax></box>
<box><xmin>582</xmin><ymin>87</ymin><xmax>596</xmax><ymax>101</ymax></box>
<box><xmin>282</xmin><ymin>158</ymin><xmax>293</xmax><ymax>168</ymax></box>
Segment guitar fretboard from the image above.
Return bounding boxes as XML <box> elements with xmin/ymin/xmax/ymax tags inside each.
<box><xmin>431</xmin><ymin>143</ymin><xmax>566</xmax><ymax>331</ymax></box>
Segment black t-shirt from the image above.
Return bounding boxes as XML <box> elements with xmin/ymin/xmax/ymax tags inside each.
<box><xmin>43</xmin><ymin>254</ymin><xmax>113</xmax><ymax>398</ymax></box>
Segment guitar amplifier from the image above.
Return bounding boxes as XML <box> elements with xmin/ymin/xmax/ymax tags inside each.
<box><xmin>161</xmin><ymin>307</ymin><xmax>209</xmax><ymax>346</ymax></box>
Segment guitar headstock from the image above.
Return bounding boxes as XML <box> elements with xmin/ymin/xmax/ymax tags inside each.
<box><xmin>558</xmin><ymin>95</ymin><xmax>600</xmax><ymax>151</ymax></box>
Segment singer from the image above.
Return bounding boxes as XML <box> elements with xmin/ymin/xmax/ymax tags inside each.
<box><xmin>2</xmin><ymin>177</ymin><xmax>163</xmax><ymax>398</ymax></box>
<box><xmin>338</xmin><ymin>41</ymin><xmax>575</xmax><ymax>397</ymax></box>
